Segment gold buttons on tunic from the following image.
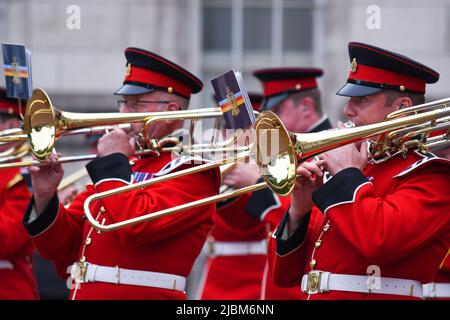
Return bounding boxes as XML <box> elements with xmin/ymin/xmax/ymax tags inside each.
<box><xmin>310</xmin><ymin>259</ymin><xmax>317</xmax><ymax>268</ymax></box>
<box><xmin>315</xmin><ymin>240</ymin><xmax>322</xmax><ymax>248</ymax></box>
<box><xmin>100</xmin><ymin>206</ymin><xmax>106</xmax><ymax>213</ymax></box>
<box><xmin>79</xmin><ymin>256</ymin><xmax>86</xmax><ymax>263</ymax></box>
<box><xmin>322</xmin><ymin>224</ymin><xmax>330</xmax><ymax>232</ymax></box>
<box><xmin>84</xmin><ymin>238</ymin><xmax>92</xmax><ymax>245</ymax></box>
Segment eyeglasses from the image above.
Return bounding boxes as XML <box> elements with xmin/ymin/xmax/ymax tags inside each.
<box><xmin>117</xmin><ymin>100</ymin><xmax>172</xmax><ymax>112</ymax></box>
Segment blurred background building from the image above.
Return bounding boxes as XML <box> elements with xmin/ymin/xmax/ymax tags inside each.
<box><xmin>1</xmin><ymin>0</ymin><xmax>449</xmax><ymax>299</ymax></box>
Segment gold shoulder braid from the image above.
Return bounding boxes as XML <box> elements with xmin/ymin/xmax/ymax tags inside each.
<box><xmin>439</xmin><ymin>248</ymin><xmax>450</xmax><ymax>269</ymax></box>
<box><xmin>6</xmin><ymin>174</ymin><xmax>23</xmax><ymax>189</ymax></box>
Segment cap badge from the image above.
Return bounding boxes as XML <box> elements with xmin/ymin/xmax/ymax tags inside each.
<box><xmin>350</xmin><ymin>58</ymin><xmax>358</xmax><ymax>73</ymax></box>
<box><xmin>295</xmin><ymin>84</ymin><xmax>302</xmax><ymax>90</ymax></box>
<box><xmin>125</xmin><ymin>63</ymin><xmax>132</xmax><ymax>76</ymax></box>
<box><xmin>167</xmin><ymin>87</ymin><xmax>174</xmax><ymax>93</ymax></box>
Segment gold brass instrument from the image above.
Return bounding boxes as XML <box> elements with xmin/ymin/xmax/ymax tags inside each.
<box><xmin>0</xmin><ymin>128</ymin><xmax>27</xmax><ymax>144</ymax></box>
<box><xmin>82</xmin><ymin>98</ymin><xmax>449</xmax><ymax>231</ymax></box>
<box><xmin>83</xmin><ymin>153</ymin><xmax>267</xmax><ymax>232</ymax></box>
<box><xmin>254</xmin><ymin>98</ymin><xmax>450</xmax><ymax>196</ymax></box>
<box><xmin>0</xmin><ymin>142</ymin><xmax>29</xmax><ymax>163</ymax></box>
<box><xmin>22</xmin><ymin>88</ymin><xmax>223</xmax><ymax>161</ymax></box>
<box><xmin>0</xmin><ymin>88</ymin><xmax>257</xmax><ymax>169</ymax></box>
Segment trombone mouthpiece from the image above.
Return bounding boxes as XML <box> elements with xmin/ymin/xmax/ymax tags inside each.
<box><xmin>344</xmin><ymin>120</ymin><xmax>355</xmax><ymax>128</ymax></box>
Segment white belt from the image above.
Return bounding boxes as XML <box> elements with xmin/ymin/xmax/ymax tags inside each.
<box><xmin>0</xmin><ymin>259</ymin><xmax>13</xmax><ymax>270</ymax></box>
<box><xmin>423</xmin><ymin>282</ymin><xmax>450</xmax><ymax>298</ymax></box>
<box><xmin>208</xmin><ymin>239</ymin><xmax>268</xmax><ymax>256</ymax></box>
<box><xmin>301</xmin><ymin>270</ymin><xmax>423</xmax><ymax>298</ymax></box>
<box><xmin>70</xmin><ymin>262</ymin><xmax>186</xmax><ymax>291</ymax></box>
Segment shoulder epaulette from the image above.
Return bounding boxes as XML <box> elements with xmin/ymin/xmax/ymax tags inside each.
<box><xmin>393</xmin><ymin>151</ymin><xmax>449</xmax><ymax>179</ymax></box>
<box><xmin>439</xmin><ymin>249</ymin><xmax>450</xmax><ymax>270</ymax></box>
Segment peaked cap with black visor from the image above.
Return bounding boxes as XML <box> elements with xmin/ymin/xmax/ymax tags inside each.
<box><xmin>115</xmin><ymin>47</ymin><xmax>203</xmax><ymax>99</ymax></box>
<box><xmin>337</xmin><ymin>42</ymin><xmax>439</xmax><ymax>97</ymax></box>
<box><xmin>253</xmin><ymin>68</ymin><xmax>323</xmax><ymax>111</ymax></box>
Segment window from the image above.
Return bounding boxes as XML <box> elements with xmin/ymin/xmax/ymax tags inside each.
<box><xmin>203</xmin><ymin>7</ymin><xmax>232</xmax><ymax>52</ymax></box>
<box><xmin>243</xmin><ymin>7</ymin><xmax>271</xmax><ymax>52</ymax></box>
<box><xmin>283</xmin><ymin>7</ymin><xmax>312</xmax><ymax>51</ymax></box>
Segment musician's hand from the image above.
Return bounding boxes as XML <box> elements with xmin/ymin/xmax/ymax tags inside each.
<box><xmin>288</xmin><ymin>160</ymin><xmax>325</xmax><ymax>234</ymax></box>
<box><xmin>316</xmin><ymin>121</ymin><xmax>368</xmax><ymax>176</ymax></box>
<box><xmin>28</xmin><ymin>151</ymin><xmax>64</xmax><ymax>213</ymax></box>
<box><xmin>222</xmin><ymin>163</ymin><xmax>261</xmax><ymax>189</ymax></box>
<box><xmin>319</xmin><ymin>141</ymin><xmax>368</xmax><ymax>176</ymax></box>
<box><xmin>97</xmin><ymin>127</ymin><xmax>136</xmax><ymax>158</ymax></box>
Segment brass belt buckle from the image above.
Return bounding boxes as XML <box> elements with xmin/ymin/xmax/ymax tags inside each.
<box><xmin>306</xmin><ymin>271</ymin><xmax>322</xmax><ymax>294</ymax></box>
<box><xmin>75</xmin><ymin>262</ymin><xmax>87</xmax><ymax>283</ymax></box>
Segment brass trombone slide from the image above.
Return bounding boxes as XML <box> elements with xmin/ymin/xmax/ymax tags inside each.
<box><xmin>23</xmin><ymin>88</ymin><xmax>223</xmax><ymax>161</ymax></box>
<box><xmin>0</xmin><ymin>142</ymin><xmax>29</xmax><ymax>163</ymax></box>
<box><xmin>1</xmin><ymin>88</ymin><xmax>257</xmax><ymax>168</ymax></box>
<box><xmin>0</xmin><ymin>128</ymin><xmax>27</xmax><ymax>144</ymax></box>
<box><xmin>83</xmin><ymin>153</ymin><xmax>266</xmax><ymax>232</ymax></box>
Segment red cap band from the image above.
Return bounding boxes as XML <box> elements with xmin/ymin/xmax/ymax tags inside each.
<box><xmin>0</xmin><ymin>100</ymin><xmax>20</xmax><ymax>115</ymax></box>
<box><xmin>263</xmin><ymin>78</ymin><xmax>317</xmax><ymax>97</ymax></box>
<box><xmin>348</xmin><ymin>64</ymin><xmax>426</xmax><ymax>93</ymax></box>
<box><xmin>125</xmin><ymin>65</ymin><xmax>192</xmax><ymax>98</ymax></box>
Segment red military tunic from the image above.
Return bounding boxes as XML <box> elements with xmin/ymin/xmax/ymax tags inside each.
<box><xmin>269</xmin><ymin>151</ymin><xmax>450</xmax><ymax>300</ymax></box>
<box><xmin>198</xmin><ymin>117</ymin><xmax>332</xmax><ymax>300</ymax></box>
<box><xmin>197</xmin><ymin>189</ymin><xmax>293</xmax><ymax>299</ymax></box>
<box><xmin>24</xmin><ymin>152</ymin><xmax>220</xmax><ymax>300</ymax></box>
<box><xmin>435</xmin><ymin>252</ymin><xmax>450</xmax><ymax>283</ymax></box>
<box><xmin>0</xmin><ymin>168</ymin><xmax>38</xmax><ymax>300</ymax></box>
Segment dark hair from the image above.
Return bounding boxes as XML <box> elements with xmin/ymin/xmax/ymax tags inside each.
<box><xmin>384</xmin><ymin>90</ymin><xmax>425</xmax><ymax>107</ymax></box>
<box><xmin>0</xmin><ymin>113</ymin><xmax>20</xmax><ymax>122</ymax></box>
<box><xmin>289</xmin><ymin>88</ymin><xmax>323</xmax><ymax>116</ymax></box>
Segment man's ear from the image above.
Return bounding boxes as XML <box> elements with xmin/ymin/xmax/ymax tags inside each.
<box><xmin>394</xmin><ymin>97</ymin><xmax>413</xmax><ymax>110</ymax></box>
<box><xmin>300</xmin><ymin>96</ymin><xmax>315</xmax><ymax>113</ymax></box>
<box><xmin>165</xmin><ymin>102</ymin><xmax>181</xmax><ymax>124</ymax></box>
<box><xmin>167</xmin><ymin>102</ymin><xmax>180</xmax><ymax>112</ymax></box>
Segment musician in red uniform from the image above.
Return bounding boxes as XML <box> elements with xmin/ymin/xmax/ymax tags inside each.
<box><xmin>23</xmin><ymin>48</ymin><xmax>220</xmax><ymax>300</ymax></box>
<box><xmin>198</xmin><ymin>69</ymin><xmax>331</xmax><ymax>300</ymax></box>
<box><xmin>268</xmin><ymin>42</ymin><xmax>450</xmax><ymax>300</ymax></box>
<box><xmin>0</xmin><ymin>89</ymin><xmax>38</xmax><ymax>300</ymax></box>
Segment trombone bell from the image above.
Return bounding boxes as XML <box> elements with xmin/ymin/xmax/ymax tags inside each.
<box><xmin>23</xmin><ymin>89</ymin><xmax>56</xmax><ymax>160</ymax></box>
<box><xmin>254</xmin><ymin>111</ymin><xmax>296</xmax><ymax>196</ymax></box>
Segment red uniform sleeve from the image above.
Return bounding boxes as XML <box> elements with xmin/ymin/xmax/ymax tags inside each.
<box><xmin>244</xmin><ymin>178</ymin><xmax>292</xmax><ymax>229</ymax></box>
<box><xmin>312</xmin><ymin>165</ymin><xmax>450</xmax><ymax>264</ymax></box>
<box><xmin>267</xmin><ymin>210</ymin><xmax>316</xmax><ymax>287</ymax></box>
<box><xmin>23</xmin><ymin>191</ymin><xmax>87</xmax><ymax>263</ymax></box>
<box><xmin>0</xmin><ymin>180</ymin><xmax>32</xmax><ymax>257</ymax></box>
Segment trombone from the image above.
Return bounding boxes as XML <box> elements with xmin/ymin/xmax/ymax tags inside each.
<box><xmin>0</xmin><ymin>88</ymin><xmax>251</xmax><ymax>168</ymax></box>
<box><xmin>0</xmin><ymin>142</ymin><xmax>29</xmax><ymax>163</ymax></box>
<box><xmin>254</xmin><ymin>98</ymin><xmax>450</xmax><ymax>196</ymax></box>
<box><xmin>83</xmin><ymin>97</ymin><xmax>449</xmax><ymax>231</ymax></box>
<box><xmin>83</xmin><ymin>152</ymin><xmax>267</xmax><ymax>232</ymax></box>
<box><xmin>0</xmin><ymin>128</ymin><xmax>27</xmax><ymax>144</ymax></box>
